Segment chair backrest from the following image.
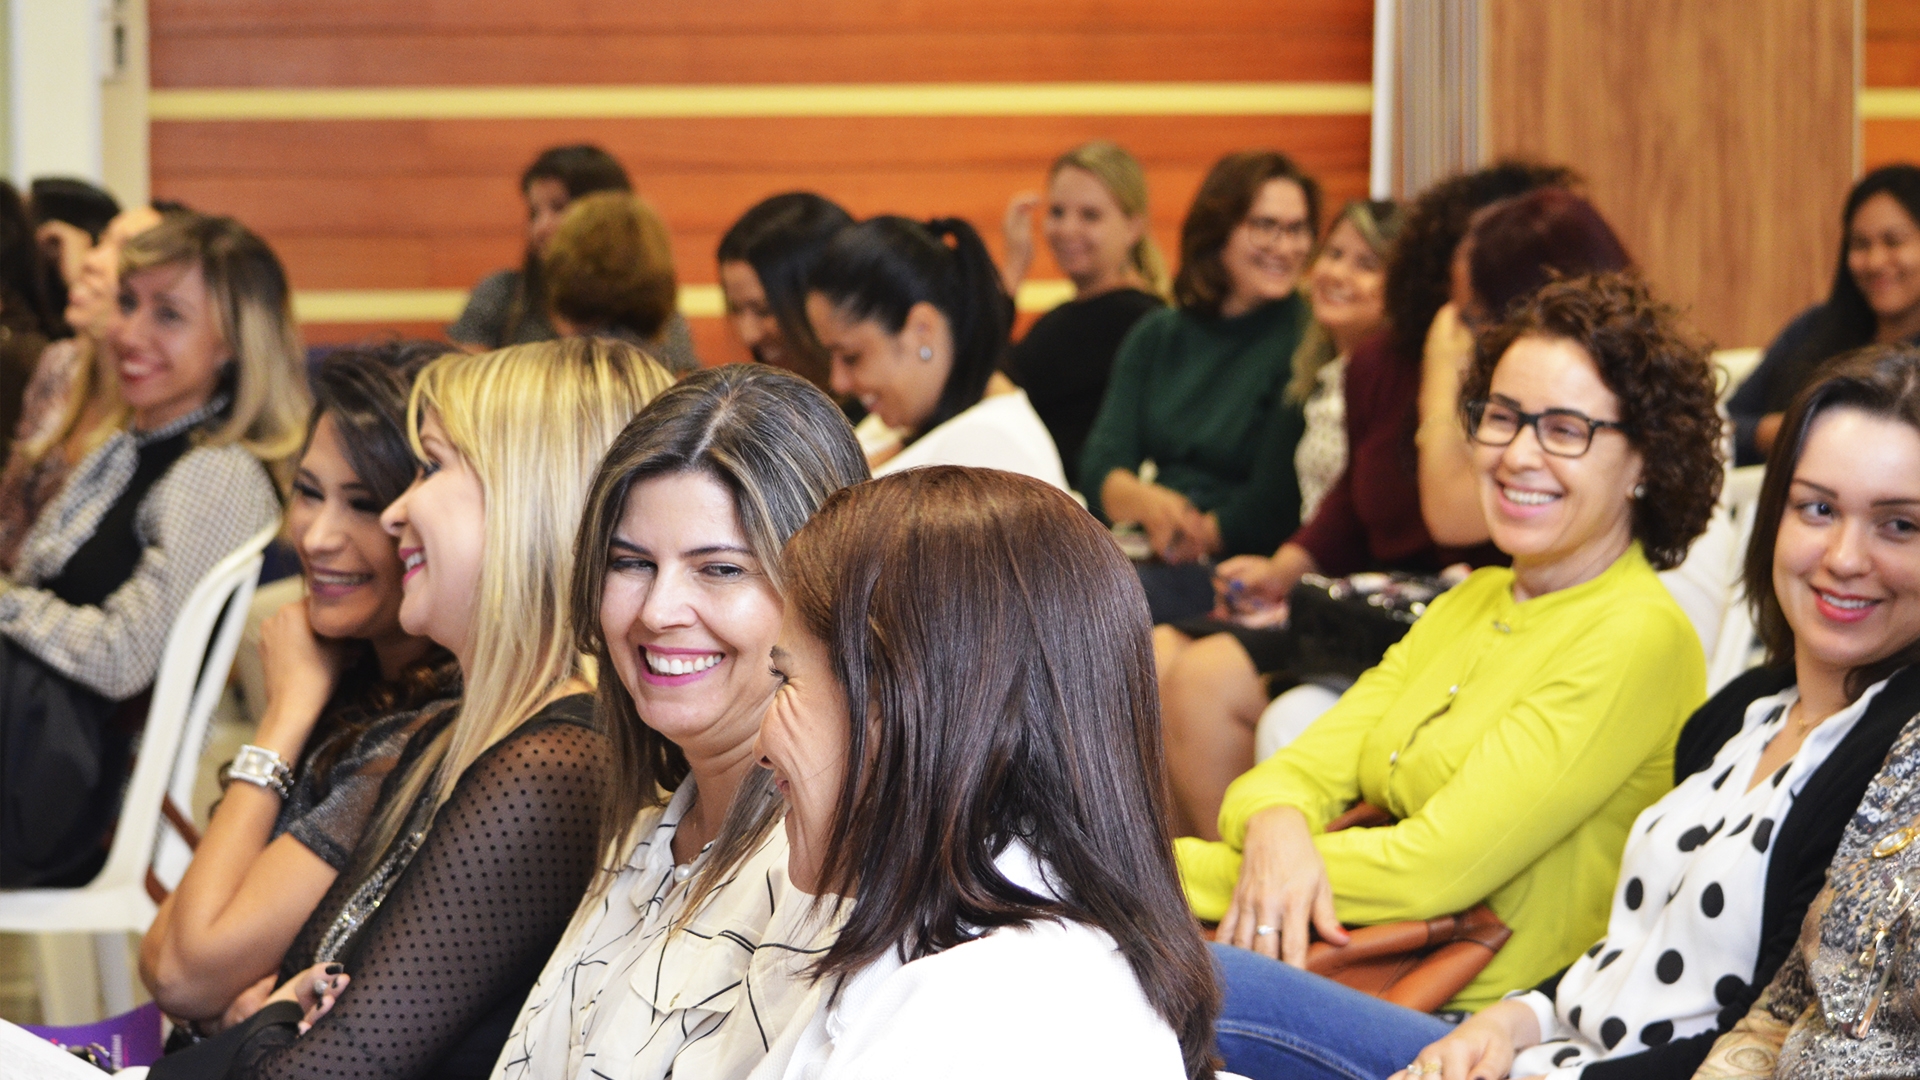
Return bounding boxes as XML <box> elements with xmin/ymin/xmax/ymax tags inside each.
<box><xmin>1707</xmin><ymin>465</ymin><xmax>1767</xmax><ymax>694</ymax></box>
<box><xmin>91</xmin><ymin>523</ymin><xmax>279</xmax><ymax>900</ymax></box>
<box><xmin>1713</xmin><ymin>347</ymin><xmax>1764</xmax><ymax>406</ymax></box>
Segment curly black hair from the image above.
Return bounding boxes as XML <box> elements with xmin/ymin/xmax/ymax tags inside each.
<box><xmin>1463</xmin><ymin>273</ymin><xmax>1723</xmax><ymax>571</ymax></box>
<box><xmin>1383</xmin><ymin>161</ymin><xmax>1581</xmax><ymax>367</ymax></box>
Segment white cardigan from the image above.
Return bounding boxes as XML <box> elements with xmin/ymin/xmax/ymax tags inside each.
<box><xmin>872</xmin><ymin>389</ymin><xmax>1069</xmax><ymax>491</ymax></box>
<box><xmin>747</xmin><ymin>844</ymin><xmax>1186</xmax><ymax>1080</ymax></box>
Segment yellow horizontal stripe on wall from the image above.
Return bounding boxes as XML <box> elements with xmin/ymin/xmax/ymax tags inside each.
<box><xmin>151</xmin><ymin>82</ymin><xmax>1373</xmax><ymax>122</ymax></box>
<box><xmin>1863</xmin><ymin>88</ymin><xmax>1920</xmax><ymax>119</ymax></box>
<box><xmin>294</xmin><ymin>280</ymin><xmax>1079</xmax><ymax>324</ymax></box>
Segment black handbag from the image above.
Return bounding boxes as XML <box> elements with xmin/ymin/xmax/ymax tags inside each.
<box><xmin>1282</xmin><ymin>572</ymin><xmax>1451</xmax><ymax>680</ymax></box>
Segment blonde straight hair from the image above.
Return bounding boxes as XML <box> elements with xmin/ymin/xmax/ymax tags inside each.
<box><xmin>1284</xmin><ymin>198</ymin><xmax>1404</xmax><ymax>404</ymax></box>
<box><xmin>1050</xmin><ymin>140</ymin><xmax>1169</xmax><ymax>298</ymax></box>
<box><xmin>119</xmin><ymin>214</ymin><xmax>311</xmax><ymax>480</ymax></box>
<box><xmin>357</xmin><ymin>337</ymin><xmax>675</xmax><ymax>867</ymax></box>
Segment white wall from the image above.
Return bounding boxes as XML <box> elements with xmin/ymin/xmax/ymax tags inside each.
<box><xmin>8</xmin><ymin>0</ymin><xmax>107</xmax><ymax>190</ymax></box>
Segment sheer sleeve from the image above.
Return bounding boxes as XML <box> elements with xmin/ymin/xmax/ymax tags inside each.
<box><xmin>234</xmin><ymin>711</ymin><xmax>607</xmax><ymax>1080</ymax></box>
<box><xmin>273</xmin><ymin>705</ymin><xmax>438</xmax><ymax>872</ymax></box>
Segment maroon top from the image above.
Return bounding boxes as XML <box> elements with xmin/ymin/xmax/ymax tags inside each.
<box><xmin>1290</xmin><ymin>331</ymin><xmax>1506</xmax><ymax>576</ymax></box>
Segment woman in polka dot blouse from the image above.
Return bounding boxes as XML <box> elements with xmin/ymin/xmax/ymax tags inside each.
<box><xmin>1380</xmin><ymin>347</ymin><xmax>1920</xmax><ymax>1080</ymax></box>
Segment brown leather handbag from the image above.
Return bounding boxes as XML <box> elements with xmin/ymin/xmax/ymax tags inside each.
<box><xmin>1302</xmin><ymin>802</ymin><xmax>1513</xmax><ymax>1013</ymax></box>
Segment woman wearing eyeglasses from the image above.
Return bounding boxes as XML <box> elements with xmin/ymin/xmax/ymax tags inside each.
<box><xmin>1181</xmin><ymin>273</ymin><xmax>1724</xmax><ymax>1078</ymax></box>
<box><xmin>1079</xmin><ymin>150</ymin><xmax>1320</xmax><ymax>621</ymax></box>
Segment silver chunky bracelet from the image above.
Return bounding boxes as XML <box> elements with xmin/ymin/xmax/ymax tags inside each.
<box><xmin>219</xmin><ymin>743</ymin><xmax>293</xmax><ymax>800</ymax></box>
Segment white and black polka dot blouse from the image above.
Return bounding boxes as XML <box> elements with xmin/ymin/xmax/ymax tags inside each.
<box><xmin>1509</xmin><ymin>679</ymin><xmax>1889</xmax><ymax>1078</ymax></box>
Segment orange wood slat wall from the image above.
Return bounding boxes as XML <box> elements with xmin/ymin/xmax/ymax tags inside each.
<box><xmin>1868</xmin><ymin>0</ymin><xmax>1920</xmax><ymax>169</ymax></box>
<box><xmin>147</xmin><ymin>0</ymin><xmax>1376</xmax><ymax>356</ymax></box>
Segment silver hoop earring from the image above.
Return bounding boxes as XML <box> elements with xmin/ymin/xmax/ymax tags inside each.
<box><xmin>1632</xmin><ymin>483</ymin><xmax>1646</xmax><ymax>499</ymax></box>
<box><xmin>919</xmin><ymin>346</ymin><xmax>934</xmax><ymax>361</ymax></box>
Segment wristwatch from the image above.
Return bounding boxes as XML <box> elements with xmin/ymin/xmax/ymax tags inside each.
<box><xmin>219</xmin><ymin>743</ymin><xmax>293</xmax><ymax>800</ymax></box>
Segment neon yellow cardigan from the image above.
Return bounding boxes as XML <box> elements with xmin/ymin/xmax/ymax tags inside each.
<box><xmin>1177</xmin><ymin>543</ymin><xmax>1704</xmax><ymax>1011</ymax></box>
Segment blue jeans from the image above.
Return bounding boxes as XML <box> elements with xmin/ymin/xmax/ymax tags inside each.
<box><xmin>1211</xmin><ymin>943</ymin><xmax>1454</xmax><ymax>1080</ymax></box>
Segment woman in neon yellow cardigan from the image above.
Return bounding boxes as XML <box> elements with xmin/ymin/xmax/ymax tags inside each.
<box><xmin>1181</xmin><ymin>273</ymin><xmax>1726</xmax><ymax>1038</ymax></box>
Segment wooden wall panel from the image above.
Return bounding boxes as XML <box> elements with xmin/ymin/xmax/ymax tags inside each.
<box><xmin>1485</xmin><ymin>0</ymin><xmax>1854</xmax><ymax>349</ymax></box>
<box><xmin>1869</xmin><ymin>0</ymin><xmax>1920</xmax><ymax>86</ymax></box>
<box><xmin>149</xmin><ymin>0</ymin><xmax>1370</xmax><ymax>87</ymax></box>
<box><xmin>151</xmin><ymin>114</ymin><xmax>1370</xmax><ymax>295</ymax></box>
<box><xmin>1867</xmin><ymin>118</ymin><xmax>1920</xmax><ymax>170</ymax></box>
<box><xmin>151</xmin><ymin>0</ymin><xmax>1366</xmax><ymax>32</ymax></box>
<box><xmin>151</xmin><ymin>31</ymin><xmax>1367</xmax><ymax>87</ymax></box>
<box><xmin>146</xmin><ymin>0</ymin><xmax>1376</xmax><ymax>347</ymax></box>
<box><xmin>1867</xmin><ymin>0</ymin><xmax>1920</xmax><ymax>170</ymax></box>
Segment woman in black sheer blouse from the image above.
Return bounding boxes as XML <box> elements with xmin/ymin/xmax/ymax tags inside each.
<box><xmin>151</xmin><ymin>338</ymin><xmax>674</xmax><ymax>1080</ymax></box>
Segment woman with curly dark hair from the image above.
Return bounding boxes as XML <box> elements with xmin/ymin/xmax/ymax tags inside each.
<box><xmin>1397</xmin><ymin>348</ymin><xmax>1920</xmax><ymax>1080</ymax></box>
<box><xmin>1185</xmin><ymin>273</ymin><xmax>1724</xmax><ymax>1079</ymax></box>
<box><xmin>1418</xmin><ymin>185</ymin><xmax>1633</xmax><ymax>548</ymax></box>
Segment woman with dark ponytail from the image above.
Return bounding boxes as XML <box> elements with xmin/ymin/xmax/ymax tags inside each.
<box><xmin>805</xmin><ymin>215</ymin><xmax>1068</xmax><ymax>486</ymax></box>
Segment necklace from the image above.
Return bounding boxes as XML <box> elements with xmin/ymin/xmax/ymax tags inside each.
<box><xmin>1786</xmin><ymin>699</ymin><xmax>1823</xmax><ymax>738</ymax></box>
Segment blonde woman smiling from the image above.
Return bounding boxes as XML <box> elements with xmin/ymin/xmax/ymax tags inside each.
<box><xmin>0</xmin><ymin>212</ymin><xmax>306</xmax><ymax>887</ymax></box>
<box><xmin>149</xmin><ymin>338</ymin><xmax>672</xmax><ymax>1080</ymax></box>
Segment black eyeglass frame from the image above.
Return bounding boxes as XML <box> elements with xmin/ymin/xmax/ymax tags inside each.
<box><xmin>1462</xmin><ymin>397</ymin><xmax>1630</xmax><ymax>458</ymax></box>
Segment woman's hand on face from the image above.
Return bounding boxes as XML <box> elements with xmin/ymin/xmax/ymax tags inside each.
<box><xmin>255</xmin><ymin>598</ymin><xmax>355</xmax><ymax>750</ymax></box>
<box><xmin>1216</xmin><ymin>805</ymin><xmax>1348</xmax><ymax>965</ymax></box>
<box><xmin>1000</xmin><ymin>191</ymin><xmax>1041</xmax><ymax>294</ymax></box>
<box><xmin>1423</xmin><ymin>303</ymin><xmax>1477</xmax><ymax>385</ymax></box>
<box><xmin>266</xmin><ymin>963</ymin><xmax>350</xmax><ymax>1035</ymax></box>
<box><xmin>1386</xmin><ymin>999</ymin><xmax>1540</xmax><ymax>1080</ymax></box>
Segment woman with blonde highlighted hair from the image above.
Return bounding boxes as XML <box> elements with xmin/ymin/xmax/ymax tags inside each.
<box><xmin>0</xmin><ymin>211</ymin><xmax>302</xmax><ymax>888</ymax></box>
<box><xmin>148</xmin><ymin>337</ymin><xmax>674</xmax><ymax>1080</ymax></box>
<box><xmin>1002</xmin><ymin>140</ymin><xmax>1170</xmax><ymax>475</ymax></box>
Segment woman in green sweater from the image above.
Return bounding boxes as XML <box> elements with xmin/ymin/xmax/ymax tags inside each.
<box><xmin>1080</xmin><ymin>150</ymin><xmax>1318</xmax><ymax>621</ymax></box>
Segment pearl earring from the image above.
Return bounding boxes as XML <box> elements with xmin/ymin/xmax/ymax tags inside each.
<box><xmin>919</xmin><ymin>346</ymin><xmax>934</xmax><ymax>361</ymax></box>
<box><xmin>1632</xmin><ymin>483</ymin><xmax>1646</xmax><ymax>499</ymax></box>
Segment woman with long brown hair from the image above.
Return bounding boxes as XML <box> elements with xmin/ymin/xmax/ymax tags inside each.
<box><xmin>1079</xmin><ymin>149</ymin><xmax>1321</xmax><ymax>621</ymax></box>
<box><xmin>753</xmin><ymin>467</ymin><xmax>1219</xmax><ymax>1078</ymax></box>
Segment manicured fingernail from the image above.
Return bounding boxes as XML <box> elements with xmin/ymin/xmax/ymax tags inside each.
<box><xmin>325</xmin><ymin>964</ymin><xmax>343</xmax><ymax>974</ymax></box>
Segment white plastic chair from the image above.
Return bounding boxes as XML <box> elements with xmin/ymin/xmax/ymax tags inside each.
<box><xmin>1713</xmin><ymin>347</ymin><xmax>1764</xmax><ymax>406</ymax></box>
<box><xmin>0</xmin><ymin>522</ymin><xmax>278</xmax><ymax>1019</ymax></box>
<box><xmin>1707</xmin><ymin>466</ymin><xmax>1767</xmax><ymax>695</ymax></box>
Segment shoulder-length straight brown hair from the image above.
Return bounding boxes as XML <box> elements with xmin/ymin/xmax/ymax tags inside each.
<box><xmin>1172</xmin><ymin>149</ymin><xmax>1320</xmax><ymax>317</ymax></box>
<box><xmin>781</xmin><ymin>467</ymin><xmax>1219</xmax><ymax>1080</ymax></box>
<box><xmin>571</xmin><ymin>364</ymin><xmax>869</xmax><ymax>901</ymax></box>
<box><xmin>1747</xmin><ymin>345</ymin><xmax>1920</xmax><ymax>699</ymax></box>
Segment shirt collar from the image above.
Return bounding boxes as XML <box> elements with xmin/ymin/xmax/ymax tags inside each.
<box><xmin>132</xmin><ymin>392</ymin><xmax>231</xmax><ymax>446</ymax></box>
